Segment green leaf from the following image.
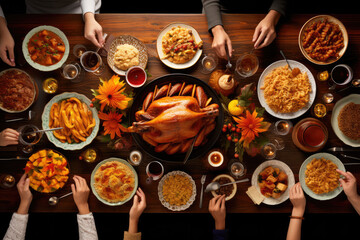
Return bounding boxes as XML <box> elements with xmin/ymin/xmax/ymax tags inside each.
<box><xmin>145</xmin><ymin>69</ymin><xmax>152</xmax><ymax>78</ymax></box>
<box><xmin>255</xmin><ymin>107</ymin><xmax>265</xmax><ymax>117</ymax></box>
<box><xmin>219</xmin><ymin>93</ymin><xmax>231</xmax><ymax>106</ymax></box>
<box><xmin>97</xmin><ymin>134</ymin><xmax>112</xmax><ymax>143</ymax></box>
<box><xmin>37</xmin><ymin>186</ymin><xmax>44</xmax><ymax>192</ymax></box>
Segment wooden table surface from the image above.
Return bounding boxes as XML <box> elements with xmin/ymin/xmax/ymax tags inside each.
<box><xmin>0</xmin><ymin>13</ymin><xmax>359</xmax><ymax>214</ymax></box>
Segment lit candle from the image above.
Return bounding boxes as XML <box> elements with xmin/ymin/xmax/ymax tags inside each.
<box><xmin>322</xmin><ymin>93</ymin><xmax>334</xmax><ymax>104</ymax></box>
<box><xmin>128</xmin><ymin>150</ymin><xmax>142</xmax><ymax>166</ymax></box>
<box><xmin>262</xmin><ymin>143</ymin><xmax>277</xmax><ymax>159</ymax></box>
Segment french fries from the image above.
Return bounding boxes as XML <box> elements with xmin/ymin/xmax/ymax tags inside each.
<box><xmin>49</xmin><ymin>97</ymin><xmax>94</xmax><ymax>143</ymax></box>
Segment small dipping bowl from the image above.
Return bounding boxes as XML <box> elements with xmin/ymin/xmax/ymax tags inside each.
<box><xmin>125</xmin><ymin>66</ymin><xmax>147</xmax><ymax>88</ymax></box>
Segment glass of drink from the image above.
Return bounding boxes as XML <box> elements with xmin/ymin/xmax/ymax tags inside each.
<box><xmin>18</xmin><ymin>125</ymin><xmax>43</xmax><ymax>154</ymax></box>
<box><xmin>201</xmin><ymin>53</ymin><xmax>217</xmax><ymax>74</ymax></box>
<box><xmin>42</xmin><ymin>78</ymin><xmax>58</xmax><ymax>94</ymax></box>
<box><xmin>73</xmin><ymin>44</ymin><xmax>87</xmax><ymax>58</ymax></box>
<box><xmin>80</xmin><ymin>51</ymin><xmax>104</xmax><ymax>75</ymax></box>
<box><xmin>146</xmin><ymin>161</ymin><xmax>164</xmax><ymax>183</ymax></box>
<box><xmin>82</xmin><ymin>148</ymin><xmax>98</xmax><ymax>163</ymax></box>
<box><xmin>60</xmin><ymin>62</ymin><xmax>81</xmax><ymax>82</ymax></box>
<box><xmin>272</xmin><ymin>120</ymin><xmax>293</xmax><ymax>135</ymax></box>
<box><xmin>270</xmin><ymin>137</ymin><xmax>285</xmax><ymax>150</ymax></box>
<box><xmin>329</xmin><ymin>64</ymin><xmax>353</xmax><ymax>90</ymax></box>
<box><xmin>235</xmin><ymin>53</ymin><xmax>259</xmax><ymax>78</ymax></box>
<box><xmin>229</xmin><ymin>160</ymin><xmax>246</xmax><ymax>179</ymax></box>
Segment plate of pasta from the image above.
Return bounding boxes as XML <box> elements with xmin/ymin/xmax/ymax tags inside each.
<box><xmin>258</xmin><ymin>60</ymin><xmax>316</xmax><ymax>119</ymax></box>
<box><xmin>299</xmin><ymin>152</ymin><xmax>345</xmax><ymax>200</ymax></box>
<box><xmin>251</xmin><ymin>160</ymin><xmax>295</xmax><ymax>205</ymax></box>
<box><xmin>157</xmin><ymin>23</ymin><xmax>203</xmax><ymax>69</ymax></box>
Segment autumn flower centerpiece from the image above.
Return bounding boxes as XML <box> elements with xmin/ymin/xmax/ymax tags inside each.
<box><xmin>91</xmin><ymin>75</ymin><xmax>134</xmax><ymax>149</ymax></box>
<box><xmin>220</xmin><ymin>83</ymin><xmax>270</xmax><ymax>160</ymax></box>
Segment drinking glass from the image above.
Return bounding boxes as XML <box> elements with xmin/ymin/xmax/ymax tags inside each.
<box><xmin>229</xmin><ymin>160</ymin><xmax>247</xmax><ymax>179</ymax></box>
<box><xmin>42</xmin><ymin>78</ymin><xmax>58</xmax><ymax>94</ymax></box>
<box><xmin>235</xmin><ymin>53</ymin><xmax>259</xmax><ymax>78</ymax></box>
<box><xmin>146</xmin><ymin>161</ymin><xmax>164</xmax><ymax>183</ymax></box>
<box><xmin>329</xmin><ymin>64</ymin><xmax>353</xmax><ymax>90</ymax></box>
<box><xmin>261</xmin><ymin>143</ymin><xmax>277</xmax><ymax>159</ymax></box>
<box><xmin>18</xmin><ymin>125</ymin><xmax>43</xmax><ymax>154</ymax></box>
<box><xmin>60</xmin><ymin>62</ymin><xmax>81</xmax><ymax>82</ymax></box>
<box><xmin>272</xmin><ymin>120</ymin><xmax>293</xmax><ymax>136</ymax></box>
<box><xmin>80</xmin><ymin>51</ymin><xmax>105</xmax><ymax>75</ymax></box>
<box><xmin>73</xmin><ymin>44</ymin><xmax>87</xmax><ymax>58</ymax></box>
<box><xmin>270</xmin><ymin>137</ymin><xmax>285</xmax><ymax>150</ymax></box>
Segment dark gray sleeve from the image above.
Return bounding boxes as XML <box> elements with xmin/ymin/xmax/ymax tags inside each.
<box><xmin>269</xmin><ymin>0</ymin><xmax>287</xmax><ymax>16</ymax></box>
<box><xmin>202</xmin><ymin>0</ymin><xmax>223</xmax><ymax>32</ymax></box>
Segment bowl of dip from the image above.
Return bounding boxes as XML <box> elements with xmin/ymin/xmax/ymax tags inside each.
<box><xmin>125</xmin><ymin>66</ymin><xmax>147</xmax><ymax>88</ymax></box>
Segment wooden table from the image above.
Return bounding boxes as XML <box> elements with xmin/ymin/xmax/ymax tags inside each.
<box><xmin>0</xmin><ymin>13</ymin><xmax>359</xmax><ymax>214</ymax></box>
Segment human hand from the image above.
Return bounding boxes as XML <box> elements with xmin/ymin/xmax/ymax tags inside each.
<box><xmin>337</xmin><ymin>169</ymin><xmax>359</xmax><ymax>201</ymax></box>
<box><xmin>0</xmin><ymin>128</ymin><xmax>19</xmax><ymax>147</ymax></box>
<box><xmin>289</xmin><ymin>182</ymin><xmax>306</xmax><ymax>217</ymax></box>
<box><xmin>71</xmin><ymin>175</ymin><xmax>90</xmax><ymax>215</ymax></box>
<box><xmin>129</xmin><ymin>188</ymin><xmax>147</xmax><ymax>222</ymax></box>
<box><xmin>0</xmin><ymin>18</ymin><xmax>15</xmax><ymax>67</ymax></box>
<box><xmin>84</xmin><ymin>12</ymin><xmax>105</xmax><ymax>48</ymax></box>
<box><xmin>17</xmin><ymin>174</ymin><xmax>32</xmax><ymax>215</ymax></box>
<box><xmin>211</xmin><ymin>25</ymin><xmax>233</xmax><ymax>59</ymax></box>
<box><xmin>209</xmin><ymin>195</ymin><xmax>226</xmax><ymax>230</ymax></box>
<box><xmin>252</xmin><ymin>10</ymin><xmax>281</xmax><ymax>49</ymax></box>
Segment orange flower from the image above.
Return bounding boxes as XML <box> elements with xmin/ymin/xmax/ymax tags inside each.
<box><xmin>233</xmin><ymin>110</ymin><xmax>270</xmax><ymax>148</ymax></box>
<box><xmin>95</xmin><ymin>75</ymin><xmax>132</xmax><ymax>111</ymax></box>
<box><xmin>98</xmin><ymin>111</ymin><xmax>124</xmax><ymax>139</ymax></box>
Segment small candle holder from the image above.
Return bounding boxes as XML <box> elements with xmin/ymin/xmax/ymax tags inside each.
<box><xmin>317</xmin><ymin>70</ymin><xmax>329</xmax><ymax>81</ymax></box>
<box><xmin>313</xmin><ymin>103</ymin><xmax>327</xmax><ymax>118</ymax></box>
<box><xmin>201</xmin><ymin>53</ymin><xmax>217</xmax><ymax>74</ymax></box>
<box><xmin>80</xmin><ymin>148</ymin><xmax>98</xmax><ymax>163</ymax></box>
<box><xmin>128</xmin><ymin>150</ymin><xmax>143</xmax><ymax>166</ymax></box>
<box><xmin>273</xmin><ymin>120</ymin><xmax>293</xmax><ymax>136</ymax></box>
<box><xmin>229</xmin><ymin>160</ymin><xmax>247</xmax><ymax>179</ymax></box>
<box><xmin>261</xmin><ymin>143</ymin><xmax>277</xmax><ymax>159</ymax></box>
<box><xmin>0</xmin><ymin>174</ymin><xmax>16</xmax><ymax>189</ymax></box>
<box><xmin>73</xmin><ymin>44</ymin><xmax>87</xmax><ymax>58</ymax></box>
<box><xmin>322</xmin><ymin>93</ymin><xmax>334</xmax><ymax>104</ymax></box>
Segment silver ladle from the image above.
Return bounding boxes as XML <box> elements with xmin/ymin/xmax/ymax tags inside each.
<box><xmin>48</xmin><ymin>192</ymin><xmax>73</xmax><ymax>206</ymax></box>
<box><xmin>205</xmin><ymin>178</ymin><xmax>249</xmax><ymax>192</ymax></box>
<box><xmin>336</xmin><ymin>79</ymin><xmax>360</xmax><ymax>93</ymax></box>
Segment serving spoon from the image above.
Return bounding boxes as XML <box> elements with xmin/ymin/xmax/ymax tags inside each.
<box><xmin>205</xmin><ymin>178</ymin><xmax>249</xmax><ymax>192</ymax></box>
<box><xmin>48</xmin><ymin>192</ymin><xmax>73</xmax><ymax>206</ymax></box>
<box><xmin>279</xmin><ymin>50</ymin><xmax>300</xmax><ymax>77</ymax></box>
<box><xmin>5</xmin><ymin>110</ymin><xmax>35</xmax><ymax>122</ymax></box>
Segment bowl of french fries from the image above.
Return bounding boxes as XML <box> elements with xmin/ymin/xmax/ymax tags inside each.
<box><xmin>41</xmin><ymin>92</ymin><xmax>99</xmax><ymax>150</ymax></box>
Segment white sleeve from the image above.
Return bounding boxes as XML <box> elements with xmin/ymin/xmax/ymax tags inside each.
<box><xmin>80</xmin><ymin>0</ymin><xmax>96</xmax><ymax>15</ymax></box>
<box><xmin>77</xmin><ymin>212</ymin><xmax>98</xmax><ymax>240</ymax></box>
<box><xmin>3</xmin><ymin>213</ymin><xmax>29</xmax><ymax>240</ymax></box>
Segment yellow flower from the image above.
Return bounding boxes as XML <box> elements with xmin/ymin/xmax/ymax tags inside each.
<box><xmin>95</xmin><ymin>75</ymin><xmax>132</xmax><ymax>111</ymax></box>
<box><xmin>233</xmin><ymin>110</ymin><xmax>270</xmax><ymax>148</ymax></box>
<box><xmin>98</xmin><ymin>111</ymin><xmax>124</xmax><ymax>139</ymax></box>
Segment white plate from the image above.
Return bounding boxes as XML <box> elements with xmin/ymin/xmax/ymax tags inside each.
<box><xmin>41</xmin><ymin>92</ymin><xmax>99</xmax><ymax>150</ymax></box>
<box><xmin>158</xmin><ymin>171</ymin><xmax>196</xmax><ymax>211</ymax></box>
<box><xmin>156</xmin><ymin>23</ymin><xmax>203</xmax><ymax>69</ymax></box>
<box><xmin>211</xmin><ymin>174</ymin><xmax>237</xmax><ymax>201</ymax></box>
<box><xmin>257</xmin><ymin>60</ymin><xmax>316</xmax><ymax>119</ymax></box>
<box><xmin>107</xmin><ymin>35</ymin><xmax>148</xmax><ymax>76</ymax></box>
<box><xmin>22</xmin><ymin>25</ymin><xmax>69</xmax><ymax>71</ymax></box>
<box><xmin>90</xmin><ymin>158</ymin><xmax>138</xmax><ymax>206</ymax></box>
<box><xmin>251</xmin><ymin>160</ymin><xmax>295</xmax><ymax>205</ymax></box>
<box><xmin>299</xmin><ymin>152</ymin><xmax>345</xmax><ymax>201</ymax></box>
<box><xmin>331</xmin><ymin>94</ymin><xmax>360</xmax><ymax>147</ymax></box>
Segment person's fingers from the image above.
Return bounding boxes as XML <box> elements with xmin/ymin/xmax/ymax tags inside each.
<box><xmin>71</xmin><ymin>183</ymin><xmax>76</xmax><ymax>194</ymax></box>
<box><xmin>218</xmin><ymin>44</ymin><xmax>227</xmax><ymax>59</ymax></box>
<box><xmin>96</xmin><ymin>28</ymin><xmax>104</xmax><ymax>47</ymax></box>
<box><xmin>214</xmin><ymin>195</ymin><xmax>222</xmax><ymax>208</ymax></box>
<box><xmin>7</xmin><ymin>46</ymin><xmax>15</xmax><ymax>66</ymax></box>
<box><xmin>252</xmin><ymin>26</ymin><xmax>261</xmax><ymax>43</ymax></box>
<box><xmin>5</xmin><ymin>131</ymin><xmax>19</xmax><ymax>139</ymax></box>
<box><xmin>19</xmin><ymin>173</ymin><xmax>27</xmax><ymax>185</ymax></box>
<box><xmin>347</xmin><ymin>171</ymin><xmax>356</xmax><ymax>179</ymax></box>
<box><xmin>133</xmin><ymin>194</ymin><xmax>139</xmax><ymax>205</ymax></box>
<box><xmin>254</xmin><ymin>30</ymin><xmax>266</xmax><ymax>49</ymax></box>
<box><xmin>339</xmin><ymin>178</ymin><xmax>345</xmax><ymax>186</ymax></box>
<box><xmin>0</xmin><ymin>49</ymin><xmax>13</xmax><ymax>66</ymax></box>
<box><xmin>220</xmin><ymin>195</ymin><xmax>226</xmax><ymax>209</ymax></box>
<box><xmin>73</xmin><ymin>176</ymin><xmax>81</xmax><ymax>189</ymax></box>
<box><xmin>337</xmin><ymin>169</ymin><xmax>350</xmax><ymax>180</ymax></box>
<box><xmin>226</xmin><ymin>39</ymin><xmax>233</xmax><ymax>58</ymax></box>
<box><xmin>24</xmin><ymin>177</ymin><xmax>30</xmax><ymax>189</ymax></box>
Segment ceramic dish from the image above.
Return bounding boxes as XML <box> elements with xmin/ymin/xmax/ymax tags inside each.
<box><xmin>41</xmin><ymin>92</ymin><xmax>100</xmax><ymax>150</ymax></box>
<box><xmin>210</xmin><ymin>174</ymin><xmax>237</xmax><ymax>201</ymax></box>
<box><xmin>107</xmin><ymin>35</ymin><xmax>148</xmax><ymax>76</ymax></box>
<box><xmin>158</xmin><ymin>171</ymin><xmax>196</xmax><ymax>211</ymax></box>
<box><xmin>90</xmin><ymin>158</ymin><xmax>138</xmax><ymax>206</ymax></box>
<box><xmin>257</xmin><ymin>60</ymin><xmax>316</xmax><ymax>119</ymax></box>
<box><xmin>251</xmin><ymin>160</ymin><xmax>295</xmax><ymax>205</ymax></box>
<box><xmin>331</xmin><ymin>94</ymin><xmax>360</xmax><ymax>147</ymax></box>
<box><xmin>0</xmin><ymin>68</ymin><xmax>37</xmax><ymax>113</ymax></box>
<box><xmin>298</xmin><ymin>15</ymin><xmax>348</xmax><ymax>65</ymax></box>
<box><xmin>156</xmin><ymin>23</ymin><xmax>203</xmax><ymax>69</ymax></box>
<box><xmin>299</xmin><ymin>152</ymin><xmax>345</xmax><ymax>201</ymax></box>
<box><xmin>22</xmin><ymin>25</ymin><xmax>69</xmax><ymax>71</ymax></box>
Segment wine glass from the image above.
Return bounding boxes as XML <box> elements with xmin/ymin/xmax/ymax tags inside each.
<box><xmin>18</xmin><ymin>125</ymin><xmax>43</xmax><ymax>154</ymax></box>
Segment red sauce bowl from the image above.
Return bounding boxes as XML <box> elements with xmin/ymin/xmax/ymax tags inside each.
<box><xmin>125</xmin><ymin>66</ymin><xmax>147</xmax><ymax>88</ymax></box>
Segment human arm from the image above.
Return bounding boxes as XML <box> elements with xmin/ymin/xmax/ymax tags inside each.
<box><xmin>209</xmin><ymin>195</ymin><xmax>228</xmax><ymax>240</ymax></box>
<box><xmin>286</xmin><ymin>183</ymin><xmax>306</xmax><ymax>240</ymax></box>
<box><xmin>0</xmin><ymin>12</ymin><xmax>15</xmax><ymax>67</ymax></box>
<box><xmin>0</xmin><ymin>128</ymin><xmax>19</xmax><ymax>147</ymax></box>
<box><xmin>71</xmin><ymin>175</ymin><xmax>98</xmax><ymax>240</ymax></box>
<box><xmin>337</xmin><ymin>169</ymin><xmax>360</xmax><ymax>215</ymax></box>
<box><xmin>252</xmin><ymin>10</ymin><xmax>281</xmax><ymax>49</ymax></box>
<box><xmin>124</xmin><ymin>188</ymin><xmax>146</xmax><ymax>240</ymax></box>
<box><xmin>3</xmin><ymin>174</ymin><xmax>32</xmax><ymax>240</ymax></box>
<box><xmin>81</xmin><ymin>0</ymin><xmax>104</xmax><ymax>48</ymax></box>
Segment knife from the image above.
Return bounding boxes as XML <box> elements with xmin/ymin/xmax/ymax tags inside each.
<box><xmin>327</xmin><ymin>147</ymin><xmax>360</xmax><ymax>152</ymax></box>
<box><xmin>183</xmin><ymin>136</ymin><xmax>197</xmax><ymax>165</ymax></box>
<box><xmin>0</xmin><ymin>157</ymin><xmax>28</xmax><ymax>161</ymax></box>
<box><xmin>341</xmin><ymin>154</ymin><xmax>360</xmax><ymax>161</ymax></box>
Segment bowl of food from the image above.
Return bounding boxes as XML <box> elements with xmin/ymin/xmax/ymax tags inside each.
<box><xmin>107</xmin><ymin>35</ymin><xmax>148</xmax><ymax>76</ymax></box>
<box><xmin>299</xmin><ymin>15</ymin><xmax>348</xmax><ymax>65</ymax></box>
<box><xmin>210</xmin><ymin>174</ymin><xmax>237</xmax><ymax>201</ymax></box>
<box><xmin>157</xmin><ymin>23</ymin><xmax>203</xmax><ymax>69</ymax></box>
<box><xmin>158</xmin><ymin>171</ymin><xmax>196</xmax><ymax>211</ymax></box>
<box><xmin>24</xmin><ymin>149</ymin><xmax>69</xmax><ymax>193</ymax></box>
<box><xmin>22</xmin><ymin>25</ymin><xmax>69</xmax><ymax>71</ymax></box>
<box><xmin>91</xmin><ymin>158</ymin><xmax>138</xmax><ymax>206</ymax></box>
<box><xmin>41</xmin><ymin>92</ymin><xmax>100</xmax><ymax>150</ymax></box>
<box><xmin>0</xmin><ymin>68</ymin><xmax>37</xmax><ymax>113</ymax></box>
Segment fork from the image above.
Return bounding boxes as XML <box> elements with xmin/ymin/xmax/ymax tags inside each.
<box><xmin>199</xmin><ymin>174</ymin><xmax>206</xmax><ymax>208</ymax></box>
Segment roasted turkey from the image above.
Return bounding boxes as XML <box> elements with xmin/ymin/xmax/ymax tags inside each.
<box><xmin>127</xmin><ymin>83</ymin><xmax>219</xmax><ymax>155</ymax></box>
